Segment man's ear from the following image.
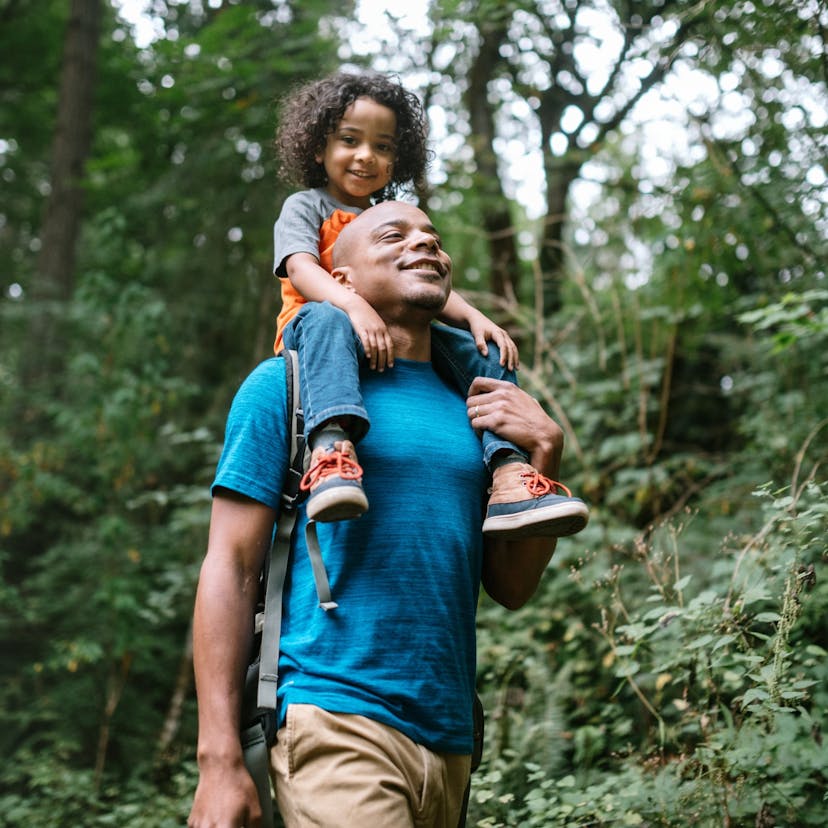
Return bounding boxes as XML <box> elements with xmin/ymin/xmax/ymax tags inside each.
<box><xmin>331</xmin><ymin>266</ymin><xmax>355</xmax><ymax>290</ymax></box>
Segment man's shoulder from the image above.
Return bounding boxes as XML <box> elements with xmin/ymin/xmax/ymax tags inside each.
<box><xmin>248</xmin><ymin>354</ymin><xmax>288</xmax><ymax>381</ymax></box>
<box><xmin>231</xmin><ymin>357</ymin><xmax>290</xmax><ymax>418</ymax></box>
<box><xmin>214</xmin><ymin>357</ymin><xmax>293</xmax><ymax>506</ymax></box>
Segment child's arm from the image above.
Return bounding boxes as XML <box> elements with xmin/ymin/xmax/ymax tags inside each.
<box><xmin>439</xmin><ymin>289</ymin><xmax>519</xmax><ymax>371</ymax></box>
<box><xmin>286</xmin><ymin>253</ymin><xmax>394</xmax><ymax>371</ymax></box>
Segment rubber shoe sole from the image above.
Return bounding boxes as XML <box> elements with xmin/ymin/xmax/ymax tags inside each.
<box><xmin>306</xmin><ymin>478</ymin><xmax>368</xmax><ymax>523</ymax></box>
<box><xmin>483</xmin><ymin>496</ymin><xmax>589</xmax><ymax>539</ymax></box>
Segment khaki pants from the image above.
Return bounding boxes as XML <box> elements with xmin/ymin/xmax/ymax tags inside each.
<box><xmin>270</xmin><ymin>704</ymin><xmax>471</xmax><ymax>828</ymax></box>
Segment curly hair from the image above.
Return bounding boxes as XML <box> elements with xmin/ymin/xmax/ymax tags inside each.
<box><xmin>275</xmin><ymin>71</ymin><xmax>430</xmax><ymax>201</ymax></box>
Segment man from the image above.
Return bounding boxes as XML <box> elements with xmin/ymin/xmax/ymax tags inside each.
<box><xmin>188</xmin><ymin>201</ymin><xmax>573</xmax><ymax>828</ymax></box>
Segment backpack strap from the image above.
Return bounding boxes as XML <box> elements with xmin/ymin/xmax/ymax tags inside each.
<box><xmin>255</xmin><ymin>349</ymin><xmax>305</xmax><ymax>711</ymax></box>
<box><xmin>255</xmin><ymin>349</ymin><xmax>339</xmax><ymax>711</ymax></box>
<box><xmin>304</xmin><ymin>521</ymin><xmax>338</xmax><ymax>611</ymax></box>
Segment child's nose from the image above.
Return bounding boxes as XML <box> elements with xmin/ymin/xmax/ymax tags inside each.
<box><xmin>354</xmin><ymin>142</ymin><xmax>374</xmax><ymax>162</ymax></box>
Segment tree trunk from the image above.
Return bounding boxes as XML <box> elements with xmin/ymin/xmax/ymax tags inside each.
<box><xmin>26</xmin><ymin>0</ymin><xmax>101</xmax><ymax>382</ymax></box>
<box><xmin>155</xmin><ymin>622</ymin><xmax>194</xmax><ymax>764</ymax></box>
<box><xmin>539</xmin><ymin>153</ymin><xmax>579</xmax><ymax>318</ymax></box>
<box><xmin>534</xmin><ymin>64</ymin><xmax>579</xmax><ymax>319</ymax></box>
<box><xmin>465</xmin><ymin>20</ymin><xmax>520</xmax><ymax>303</ymax></box>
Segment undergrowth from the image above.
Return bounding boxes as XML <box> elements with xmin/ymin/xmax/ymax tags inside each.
<box><xmin>470</xmin><ymin>480</ymin><xmax>828</xmax><ymax>826</ymax></box>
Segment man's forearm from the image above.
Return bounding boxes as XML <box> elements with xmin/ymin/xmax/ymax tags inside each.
<box><xmin>192</xmin><ymin>552</ymin><xmax>256</xmax><ymax>765</ymax></box>
<box><xmin>192</xmin><ymin>495</ymin><xmax>275</xmax><ymax>765</ymax></box>
<box><xmin>482</xmin><ymin>534</ymin><xmax>556</xmax><ymax>610</ymax></box>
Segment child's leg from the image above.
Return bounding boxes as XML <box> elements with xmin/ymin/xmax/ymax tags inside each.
<box><xmin>283</xmin><ymin>301</ymin><xmax>370</xmax><ymax>444</ymax></box>
<box><xmin>283</xmin><ymin>302</ymin><xmax>369</xmax><ymax>522</ymax></box>
<box><xmin>429</xmin><ymin>324</ymin><xmax>525</xmax><ymax>467</ymax></box>
<box><xmin>430</xmin><ymin>324</ymin><xmax>589</xmax><ymax>539</ymax></box>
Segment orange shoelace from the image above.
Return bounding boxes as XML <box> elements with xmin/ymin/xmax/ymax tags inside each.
<box><xmin>299</xmin><ymin>449</ymin><xmax>364</xmax><ymax>492</ymax></box>
<box><xmin>520</xmin><ymin>470</ymin><xmax>573</xmax><ymax>498</ymax></box>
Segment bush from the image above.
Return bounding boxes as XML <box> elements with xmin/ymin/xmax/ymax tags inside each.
<box><xmin>469</xmin><ymin>481</ymin><xmax>828</xmax><ymax>826</ymax></box>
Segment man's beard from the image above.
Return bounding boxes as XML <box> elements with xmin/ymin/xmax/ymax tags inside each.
<box><xmin>405</xmin><ymin>289</ymin><xmax>448</xmax><ymax>313</ymax></box>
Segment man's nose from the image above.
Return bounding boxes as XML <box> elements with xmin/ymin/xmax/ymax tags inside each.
<box><xmin>409</xmin><ymin>231</ymin><xmax>437</xmax><ymax>250</ymax></box>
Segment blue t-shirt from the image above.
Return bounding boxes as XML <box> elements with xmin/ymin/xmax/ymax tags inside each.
<box><xmin>213</xmin><ymin>357</ymin><xmax>488</xmax><ymax>754</ymax></box>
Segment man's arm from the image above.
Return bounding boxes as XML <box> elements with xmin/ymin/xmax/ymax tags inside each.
<box><xmin>187</xmin><ymin>492</ymin><xmax>277</xmax><ymax>828</ymax></box>
<box><xmin>465</xmin><ymin>377</ymin><xmax>565</xmax><ymax>610</ymax></box>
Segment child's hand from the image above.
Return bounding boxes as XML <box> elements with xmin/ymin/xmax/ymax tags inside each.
<box><xmin>346</xmin><ymin>299</ymin><xmax>395</xmax><ymax>371</ymax></box>
<box><xmin>467</xmin><ymin>314</ymin><xmax>520</xmax><ymax>372</ymax></box>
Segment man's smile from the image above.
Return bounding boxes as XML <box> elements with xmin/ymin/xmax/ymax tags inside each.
<box><xmin>401</xmin><ymin>258</ymin><xmax>447</xmax><ymax>278</ymax></box>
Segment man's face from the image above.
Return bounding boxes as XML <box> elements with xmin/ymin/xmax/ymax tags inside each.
<box><xmin>338</xmin><ymin>202</ymin><xmax>453</xmax><ymax>319</ymax></box>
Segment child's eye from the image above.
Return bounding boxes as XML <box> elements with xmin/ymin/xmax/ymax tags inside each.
<box><xmin>339</xmin><ymin>134</ymin><xmax>357</xmax><ymax>145</ymax></box>
<box><xmin>376</xmin><ymin>143</ymin><xmax>395</xmax><ymax>154</ymax></box>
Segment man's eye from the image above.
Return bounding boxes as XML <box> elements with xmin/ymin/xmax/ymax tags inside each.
<box><xmin>382</xmin><ymin>232</ymin><xmax>403</xmax><ymax>241</ymax></box>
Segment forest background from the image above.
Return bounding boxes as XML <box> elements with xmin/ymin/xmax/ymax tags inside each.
<box><xmin>1</xmin><ymin>0</ymin><xmax>826</xmax><ymax>825</ymax></box>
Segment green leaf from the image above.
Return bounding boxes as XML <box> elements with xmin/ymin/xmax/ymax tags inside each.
<box><xmin>674</xmin><ymin>574</ymin><xmax>692</xmax><ymax>591</ymax></box>
<box><xmin>741</xmin><ymin>688</ymin><xmax>770</xmax><ymax>707</ymax></box>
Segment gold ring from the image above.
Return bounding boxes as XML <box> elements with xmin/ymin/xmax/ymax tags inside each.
<box><xmin>474</xmin><ymin>406</ymin><xmax>480</xmax><ymax>418</ymax></box>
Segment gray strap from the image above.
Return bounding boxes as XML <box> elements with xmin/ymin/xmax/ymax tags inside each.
<box><xmin>255</xmin><ymin>508</ymin><xmax>295</xmax><ymax>711</ymax></box>
<box><xmin>255</xmin><ymin>349</ymin><xmax>302</xmax><ymax>712</ymax></box>
<box><xmin>255</xmin><ymin>515</ymin><xmax>336</xmax><ymax>711</ymax></box>
<box><xmin>255</xmin><ymin>350</ymin><xmax>340</xmax><ymax>713</ymax></box>
<box><xmin>305</xmin><ymin>520</ymin><xmax>338</xmax><ymax>611</ymax></box>
<box><xmin>241</xmin><ymin>723</ymin><xmax>275</xmax><ymax>828</ymax></box>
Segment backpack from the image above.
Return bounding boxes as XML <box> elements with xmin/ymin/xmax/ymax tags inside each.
<box><xmin>238</xmin><ymin>349</ymin><xmax>483</xmax><ymax>828</ymax></box>
<box><xmin>239</xmin><ymin>349</ymin><xmax>305</xmax><ymax>828</ymax></box>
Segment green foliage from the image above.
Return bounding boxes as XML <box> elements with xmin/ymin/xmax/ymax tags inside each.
<box><xmin>0</xmin><ymin>752</ymin><xmax>198</xmax><ymax>827</ymax></box>
<box><xmin>0</xmin><ymin>260</ymin><xmax>211</xmax><ymax>780</ymax></box>
<box><xmin>470</xmin><ymin>482</ymin><xmax>828</xmax><ymax>826</ymax></box>
<box><xmin>1</xmin><ymin>0</ymin><xmax>826</xmax><ymax>824</ymax></box>
<box><xmin>1</xmin><ymin>0</ymin><xmax>347</xmax><ymax>821</ymax></box>
<box><xmin>460</xmin><ymin>2</ymin><xmax>828</xmax><ymax>818</ymax></box>
<box><xmin>739</xmin><ymin>289</ymin><xmax>828</xmax><ymax>353</ymax></box>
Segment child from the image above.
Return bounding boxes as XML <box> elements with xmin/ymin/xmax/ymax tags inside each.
<box><xmin>272</xmin><ymin>71</ymin><xmax>588</xmax><ymax>538</ymax></box>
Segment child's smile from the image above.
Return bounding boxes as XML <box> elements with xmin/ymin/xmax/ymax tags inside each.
<box><xmin>316</xmin><ymin>97</ymin><xmax>398</xmax><ymax>209</ymax></box>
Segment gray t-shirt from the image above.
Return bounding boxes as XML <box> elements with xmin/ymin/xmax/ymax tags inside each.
<box><xmin>272</xmin><ymin>188</ymin><xmax>363</xmax><ymax>277</ymax></box>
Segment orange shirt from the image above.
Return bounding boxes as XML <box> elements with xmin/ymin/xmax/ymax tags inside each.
<box><xmin>273</xmin><ymin>208</ymin><xmax>358</xmax><ymax>353</ymax></box>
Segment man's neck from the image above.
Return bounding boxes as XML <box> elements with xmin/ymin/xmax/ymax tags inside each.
<box><xmin>389</xmin><ymin>325</ymin><xmax>432</xmax><ymax>362</ymax></box>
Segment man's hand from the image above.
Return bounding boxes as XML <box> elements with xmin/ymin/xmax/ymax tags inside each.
<box><xmin>466</xmin><ymin>377</ymin><xmax>562</xmax><ymax>475</ymax></box>
<box><xmin>344</xmin><ymin>295</ymin><xmax>395</xmax><ymax>371</ymax></box>
<box><xmin>466</xmin><ymin>310</ymin><xmax>520</xmax><ymax>372</ymax></box>
<box><xmin>188</xmin><ymin>760</ymin><xmax>263</xmax><ymax>828</ymax></box>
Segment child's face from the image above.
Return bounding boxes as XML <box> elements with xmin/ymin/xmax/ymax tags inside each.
<box><xmin>316</xmin><ymin>97</ymin><xmax>397</xmax><ymax>209</ymax></box>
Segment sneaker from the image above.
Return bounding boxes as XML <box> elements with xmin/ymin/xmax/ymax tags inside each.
<box><xmin>482</xmin><ymin>462</ymin><xmax>589</xmax><ymax>539</ymax></box>
<box><xmin>299</xmin><ymin>440</ymin><xmax>369</xmax><ymax>522</ymax></box>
